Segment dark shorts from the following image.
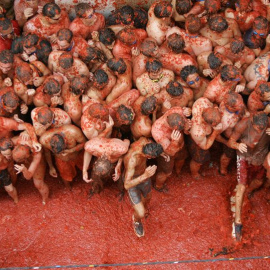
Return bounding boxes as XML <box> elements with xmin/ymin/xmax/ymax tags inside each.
<box><xmin>0</xmin><ymin>169</ymin><xmax>12</xmax><ymax>188</ymax></box>
<box><xmin>128</xmin><ymin>179</ymin><xmax>151</xmax><ymax>205</ymax></box>
<box><xmin>223</xmin><ymin>144</ymin><xmax>235</xmax><ymax>159</ymax></box>
<box><xmin>188</xmin><ymin>138</ymin><xmax>210</xmax><ymax>164</ymax></box>
<box><xmin>237</xmin><ymin>155</ymin><xmax>266</xmax><ymax>185</ymax></box>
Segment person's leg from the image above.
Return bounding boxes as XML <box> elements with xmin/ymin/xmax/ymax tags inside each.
<box><xmin>220</xmin><ymin>153</ymin><xmax>231</xmax><ymax>176</ymax></box>
<box><xmin>175</xmin><ymin>159</ymin><xmax>185</xmax><ymax>176</ymax></box>
<box><xmin>4</xmin><ymin>184</ymin><xmax>19</xmax><ymax>203</ymax></box>
<box><xmin>132</xmin><ymin>201</ymin><xmax>145</xmax><ymax>237</ymax></box>
<box><xmin>190</xmin><ymin>159</ymin><xmax>202</xmax><ymax>179</ymax></box>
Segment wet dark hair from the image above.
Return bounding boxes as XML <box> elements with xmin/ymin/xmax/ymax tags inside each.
<box><xmin>2</xmin><ymin>92</ymin><xmax>19</xmax><ymax>109</ymax></box>
<box><xmin>50</xmin><ymin>134</ymin><xmax>66</xmax><ymax>154</ymax></box>
<box><xmin>134</xmin><ymin>8</ymin><xmax>148</xmax><ymax>29</ymax></box>
<box><xmin>154</xmin><ymin>2</ymin><xmax>173</xmax><ymax>18</ymax></box>
<box><xmin>23</xmin><ymin>34</ymin><xmax>39</xmax><ymax>48</ymax></box>
<box><xmin>81</xmin><ymin>46</ymin><xmax>107</xmax><ymax>63</ymax></box>
<box><xmin>146</xmin><ymin>59</ymin><xmax>162</xmax><ymax>73</ymax></box>
<box><xmin>106</xmin><ymin>10</ymin><xmax>121</xmax><ymax>26</ymax></box>
<box><xmin>116</xmin><ymin>105</ymin><xmax>134</xmax><ymax>125</ymax></box>
<box><xmin>141</xmin><ymin>96</ymin><xmax>157</xmax><ymax>115</ymax></box>
<box><xmin>43</xmin><ymin>78</ymin><xmax>61</xmax><ymax>96</ymax></box>
<box><xmin>0</xmin><ymin>17</ymin><xmax>12</xmax><ymax>31</ymax></box>
<box><xmin>207</xmin><ymin>52</ymin><xmax>222</xmax><ymax>70</ymax></box>
<box><xmin>59</xmin><ymin>52</ymin><xmax>74</xmax><ymax>69</ymax></box>
<box><xmin>91</xmin><ymin>157</ymin><xmax>113</xmax><ymax>184</ymax></box>
<box><xmin>180</xmin><ymin>65</ymin><xmax>198</xmax><ymax>82</ymax></box>
<box><xmin>140</xmin><ymin>39</ymin><xmax>158</xmax><ymax>57</ymax></box>
<box><xmin>0</xmin><ymin>138</ymin><xmax>14</xmax><ymax>151</ymax></box>
<box><xmin>11</xmin><ymin>37</ymin><xmax>24</xmax><ymax>54</ymax></box>
<box><xmin>230</xmin><ymin>38</ymin><xmax>245</xmax><ymax>54</ymax></box>
<box><xmin>220</xmin><ymin>65</ymin><xmax>240</xmax><ymax>82</ymax></box>
<box><xmin>224</xmin><ymin>91</ymin><xmax>244</xmax><ymax>112</ymax></box>
<box><xmin>99</xmin><ymin>28</ymin><xmax>116</xmax><ymax>46</ymax></box>
<box><xmin>93</xmin><ymin>69</ymin><xmax>109</xmax><ymax>88</ymax></box>
<box><xmin>252</xmin><ymin>112</ymin><xmax>268</xmax><ymax>130</ymax></box>
<box><xmin>256</xmin><ymin>81</ymin><xmax>270</xmax><ymax>96</ymax></box>
<box><xmin>119</xmin><ymin>5</ymin><xmax>134</xmax><ymax>25</ymax></box>
<box><xmin>205</xmin><ymin>0</ymin><xmax>221</xmax><ymax>14</ymax></box>
<box><xmin>166</xmin><ymin>81</ymin><xmax>184</xmax><ymax>96</ymax></box>
<box><xmin>202</xmin><ymin>107</ymin><xmax>221</xmax><ymax>126</ymax></box>
<box><xmin>12</xmin><ymin>145</ymin><xmax>31</xmax><ymax>163</ymax></box>
<box><xmin>167</xmin><ymin>33</ymin><xmax>185</xmax><ymax>54</ymax></box>
<box><xmin>75</xmin><ymin>3</ymin><xmax>91</xmax><ymax>18</ymax></box>
<box><xmin>57</xmin><ymin>28</ymin><xmax>73</xmax><ymax>43</ymax></box>
<box><xmin>15</xmin><ymin>64</ymin><xmax>32</xmax><ymax>83</ymax></box>
<box><xmin>117</xmin><ymin>28</ymin><xmax>137</xmax><ymax>46</ymax></box>
<box><xmin>0</xmin><ymin>50</ymin><xmax>14</xmax><ymax>64</ymax></box>
<box><xmin>42</xmin><ymin>3</ymin><xmax>61</xmax><ymax>18</ymax></box>
<box><xmin>36</xmin><ymin>40</ymin><xmax>52</xmax><ymax>65</ymax></box>
<box><xmin>88</xmin><ymin>103</ymin><xmax>109</xmax><ymax>121</ymax></box>
<box><xmin>37</xmin><ymin>107</ymin><xmax>54</xmax><ymax>125</ymax></box>
<box><xmin>208</xmin><ymin>15</ymin><xmax>228</xmax><ymax>33</ymax></box>
<box><xmin>167</xmin><ymin>113</ymin><xmax>185</xmax><ymax>130</ymax></box>
<box><xmin>175</xmin><ymin>0</ymin><xmax>191</xmax><ymax>15</ymax></box>
<box><xmin>107</xmin><ymin>58</ymin><xmax>127</xmax><ymax>74</ymax></box>
<box><xmin>253</xmin><ymin>16</ymin><xmax>268</xmax><ymax>30</ymax></box>
<box><xmin>186</xmin><ymin>14</ymin><xmax>201</xmax><ymax>34</ymax></box>
<box><xmin>70</xmin><ymin>75</ymin><xmax>89</xmax><ymax>95</ymax></box>
<box><xmin>142</xmin><ymin>142</ymin><xmax>163</xmax><ymax>157</ymax></box>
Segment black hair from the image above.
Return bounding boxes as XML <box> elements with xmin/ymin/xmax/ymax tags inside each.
<box><xmin>59</xmin><ymin>52</ymin><xmax>74</xmax><ymax>69</ymax></box>
<box><xmin>254</xmin><ymin>16</ymin><xmax>269</xmax><ymax>30</ymax></box>
<box><xmin>81</xmin><ymin>46</ymin><xmax>107</xmax><ymax>63</ymax></box>
<box><xmin>42</xmin><ymin>3</ymin><xmax>61</xmax><ymax>18</ymax></box>
<box><xmin>119</xmin><ymin>5</ymin><xmax>134</xmax><ymax>25</ymax></box>
<box><xmin>258</xmin><ymin>82</ymin><xmax>270</xmax><ymax>95</ymax></box>
<box><xmin>36</xmin><ymin>40</ymin><xmax>52</xmax><ymax>65</ymax></box>
<box><xmin>208</xmin><ymin>15</ymin><xmax>228</xmax><ymax>33</ymax></box>
<box><xmin>205</xmin><ymin>0</ymin><xmax>221</xmax><ymax>14</ymax></box>
<box><xmin>57</xmin><ymin>28</ymin><xmax>73</xmax><ymax>43</ymax></box>
<box><xmin>0</xmin><ymin>17</ymin><xmax>12</xmax><ymax>31</ymax></box>
<box><xmin>252</xmin><ymin>112</ymin><xmax>268</xmax><ymax>129</ymax></box>
<box><xmin>167</xmin><ymin>33</ymin><xmax>185</xmax><ymax>54</ymax></box>
<box><xmin>0</xmin><ymin>50</ymin><xmax>14</xmax><ymax>64</ymax></box>
<box><xmin>15</xmin><ymin>64</ymin><xmax>32</xmax><ymax>83</ymax></box>
<box><xmin>106</xmin><ymin>10</ymin><xmax>121</xmax><ymax>26</ymax></box>
<box><xmin>180</xmin><ymin>65</ymin><xmax>198</xmax><ymax>82</ymax></box>
<box><xmin>142</xmin><ymin>142</ymin><xmax>163</xmax><ymax>157</ymax></box>
<box><xmin>50</xmin><ymin>134</ymin><xmax>66</xmax><ymax>154</ymax></box>
<box><xmin>167</xmin><ymin>113</ymin><xmax>185</xmax><ymax>130</ymax></box>
<box><xmin>134</xmin><ymin>8</ymin><xmax>148</xmax><ymax>29</ymax></box>
<box><xmin>140</xmin><ymin>39</ymin><xmax>158</xmax><ymax>57</ymax></box>
<box><xmin>94</xmin><ymin>69</ymin><xmax>109</xmax><ymax>86</ymax></box>
<box><xmin>11</xmin><ymin>37</ymin><xmax>24</xmax><ymax>54</ymax></box>
<box><xmin>175</xmin><ymin>0</ymin><xmax>191</xmax><ymax>15</ymax></box>
<box><xmin>37</xmin><ymin>107</ymin><xmax>54</xmax><ymax>125</ymax></box>
<box><xmin>70</xmin><ymin>75</ymin><xmax>89</xmax><ymax>95</ymax></box>
<box><xmin>99</xmin><ymin>28</ymin><xmax>116</xmax><ymax>46</ymax></box>
<box><xmin>0</xmin><ymin>138</ymin><xmax>14</xmax><ymax>151</ymax></box>
<box><xmin>154</xmin><ymin>2</ymin><xmax>173</xmax><ymax>18</ymax></box>
<box><xmin>146</xmin><ymin>59</ymin><xmax>162</xmax><ymax>73</ymax></box>
<box><xmin>166</xmin><ymin>81</ymin><xmax>184</xmax><ymax>96</ymax></box>
<box><xmin>207</xmin><ymin>52</ymin><xmax>222</xmax><ymax>70</ymax></box>
<box><xmin>141</xmin><ymin>96</ymin><xmax>157</xmax><ymax>115</ymax></box>
<box><xmin>2</xmin><ymin>92</ymin><xmax>19</xmax><ymax>109</ymax></box>
<box><xmin>117</xmin><ymin>105</ymin><xmax>134</xmax><ymax>125</ymax></box>
<box><xmin>107</xmin><ymin>58</ymin><xmax>127</xmax><ymax>74</ymax></box>
<box><xmin>186</xmin><ymin>14</ymin><xmax>201</xmax><ymax>34</ymax></box>
<box><xmin>230</xmin><ymin>38</ymin><xmax>245</xmax><ymax>54</ymax></box>
<box><xmin>43</xmin><ymin>78</ymin><xmax>61</xmax><ymax>95</ymax></box>
<box><xmin>202</xmin><ymin>107</ymin><xmax>221</xmax><ymax>125</ymax></box>
<box><xmin>23</xmin><ymin>34</ymin><xmax>39</xmax><ymax>48</ymax></box>
<box><xmin>75</xmin><ymin>3</ymin><xmax>91</xmax><ymax>18</ymax></box>
<box><xmin>220</xmin><ymin>65</ymin><xmax>240</xmax><ymax>82</ymax></box>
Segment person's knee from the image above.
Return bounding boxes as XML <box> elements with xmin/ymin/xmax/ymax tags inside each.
<box><xmin>237</xmin><ymin>184</ymin><xmax>246</xmax><ymax>193</ymax></box>
<box><xmin>33</xmin><ymin>179</ymin><xmax>44</xmax><ymax>190</ymax></box>
<box><xmin>4</xmin><ymin>184</ymin><xmax>14</xmax><ymax>193</ymax></box>
<box><xmin>135</xmin><ymin>205</ymin><xmax>145</xmax><ymax>219</ymax></box>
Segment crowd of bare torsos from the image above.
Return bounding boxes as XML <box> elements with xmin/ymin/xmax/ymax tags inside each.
<box><xmin>1</xmin><ymin>0</ymin><xmax>270</xmax><ymax>240</ymax></box>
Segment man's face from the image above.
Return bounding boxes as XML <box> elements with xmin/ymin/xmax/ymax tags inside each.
<box><xmin>1</xmin><ymin>149</ymin><xmax>12</xmax><ymax>160</ymax></box>
<box><xmin>263</xmin><ymin>91</ymin><xmax>270</xmax><ymax>101</ymax></box>
<box><xmin>0</xmin><ymin>25</ymin><xmax>14</xmax><ymax>40</ymax></box>
<box><xmin>149</xmin><ymin>68</ymin><xmax>162</xmax><ymax>80</ymax></box>
<box><xmin>253</xmin><ymin>28</ymin><xmax>268</xmax><ymax>40</ymax></box>
<box><xmin>4</xmin><ymin>105</ymin><xmax>16</xmax><ymax>113</ymax></box>
<box><xmin>57</xmin><ymin>39</ymin><xmax>70</xmax><ymax>50</ymax></box>
<box><xmin>186</xmin><ymin>73</ymin><xmax>200</xmax><ymax>89</ymax></box>
<box><xmin>26</xmin><ymin>0</ymin><xmax>38</xmax><ymax>8</ymax></box>
<box><xmin>85</xmin><ymin>8</ymin><xmax>95</xmax><ymax>19</ymax></box>
<box><xmin>0</xmin><ymin>62</ymin><xmax>13</xmax><ymax>74</ymax></box>
<box><xmin>48</xmin><ymin>13</ymin><xmax>62</xmax><ymax>24</ymax></box>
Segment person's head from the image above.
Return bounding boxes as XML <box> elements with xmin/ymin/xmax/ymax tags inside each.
<box><xmin>43</xmin><ymin>78</ymin><xmax>61</xmax><ymax>96</ymax></box>
<box><xmin>141</xmin><ymin>96</ymin><xmax>157</xmax><ymax>115</ymax></box>
<box><xmin>252</xmin><ymin>112</ymin><xmax>268</xmax><ymax>133</ymax></box>
<box><xmin>42</xmin><ymin>3</ymin><xmax>61</xmax><ymax>24</ymax></box>
<box><xmin>252</xmin><ymin>16</ymin><xmax>269</xmax><ymax>40</ymax></box>
<box><xmin>70</xmin><ymin>75</ymin><xmax>89</xmax><ymax>96</ymax></box>
<box><xmin>88</xmin><ymin>103</ymin><xmax>109</xmax><ymax>122</ymax></box>
<box><xmin>202</xmin><ymin>107</ymin><xmax>221</xmax><ymax>127</ymax></box>
<box><xmin>107</xmin><ymin>58</ymin><xmax>127</xmax><ymax>74</ymax></box>
<box><xmin>166</xmin><ymin>81</ymin><xmax>184</xmax><ymax>97</ymax></box>
<box><xmin>255</xmin><ymin>81</ymin><xmax>270</xmax><ymax>101</ymax></box>
<box><xmin>235</xmin><ymin>0</ymin><xmax>251</xmax><ymax>13</ymax></box>
<box><xmin>140</xmin><ymin>38</ymin><xmax>159</xmax><ymax>57</ymax></box>
<box><xmin>56</xmin><ymin>28</ymin><xmax>73</xmax><ymax>50</ymax></box>
<box><xmin>93</xmin><ymin>69</ymin><xmax>109</xmax><ymax>89</ymax></box>
<box><xmin>59</xmin><ymin>52</ymin><xmax>73</xmax><ymax>70</ymax></box>
<box><xmin>25</xmin><ymin>0</ymin><xmax>38</xmax><ymax>8</ymax></box>
<box><xmin>12</xmin><ymin>145</ymin><xmax>31</xmax><ymax>163</ymax></box>
<box><xmin>106</xmin><ymin>10</ymin><xmax>121</xmax><ymax>26</ymax></box>
<box><xmin>167</xmin><ymin>113</ymin><xmax>185</xmax><ymax>130</ymax></box>
<box><xmin>0</xmin><ymin>138</ymin><xmax>14</xmax><ymax>160</ymax></box>
<box><xmin>91</xmin><ymin>157</ymin><xmax>113</xmax><ymax>187</ymax></box>
<box><xmin>167</xmin><ymin>33</ymin><xmax>185</xmax><ymax>54</ymax></box>
<box><xmin>0</xmin><ymin>50</ymin><xmax>14</xmax><ymax>74</ymax></box>
<box><xmin>117</xmin><ymin>28</ymin><xmax>137</xmax><ymax>46</ymax></box>
<box><xmin>205</xmin><ymin>0</ymin><xmax>221</xmax><ymax>15</ymax></box>
<box><xmin>23</xmin><ymin>34</ymin><xmax>39</xmax><ymax>55</ymax></box>
<box><xmin>207</xmin><ymin>52</ymin><xmax>222</xmax><ymax>70</ymax></box>
<box><xmin>36</xmin><ymin>40</ymin><xmax>52</xmax><ymax>65</ymax></box>
<box><xmin>180</xmin><ymin>65</ymin><xmax>200</xmax><ymax>88</ymax></box>
<box><xmin>134</xmin><ymin>8</ymin><xmax>148</xmax><ymax>29</ymax></box>
<box><xmin>146</xmin><ymin>58</ymin><xmax>163</xmax><ymax>79</ymax></box>
<box><xmin>185</xmin><ymin>14</ymin><xmax>201</xmax><ymax>34</ymax></box>
<box><xmin>208</xmin><ymin>15</ymin><xmax>228</xmax><ymax>33</ymax></box>
<box><xmin>154</xmin><ymin>2</ymin><xmax>173</xmax><ymax>18</ymax></box>
<box><xmin>37</xmin><ymin>107</ymin><xmax>54</xmax><ymax>126</ymax></box>
<box><xmin>230</xmin><ymin>37</ymin><xmax>245</xmax><ymax>54</ymax></box>
<box><xmin>75</xmin><ymin>3</ymin><xmax>94</xmax><ymax>19</ymax></box>
<box><xmin>50</xmin><ymin>134</ymin><xmax>66</xmax><ymax>154</ymax></box>
<box><xmin>220</xmin><ymin>65</ymin><xmax>241</xmax><ymax>82</ymax></box>
<box><xmin>119</xmin><ymin>5</ymin><xmax>134</xmax><ymax>25</ymax></box>
<box><xmin>116</xmin><ymin>104</ymin><xmax>134</xmax><ymax>125</ymax></box>
<box><xmin>15</xmin><ymin>63</ymin><xmax>33</xmax><ymax>85</ymax></box>
<box><xmin>11</xmin><ymin>36</ymin><xmax>24</xmax><ymax>54</ymax></box>
<box><xmin>81</xmin><ymin>46</ymin><xmax>107</xmax><ymax>64</ymax></box>
<box><xmin>142</xmin><ymin>142</ymin><xmax>163</xmax><ymax>158</ymax></box>
<box><xmin>1</xmin><ymin>91</ymin><xmax>19</xmax><ymax>113</ymax></box>
<box><xmin>99</xmin><ymin>28</ymin><xmax>116</xmax><ymax>49</ymax></box>
<box><xmin>175</xmin><ymin>0</ymin><xmax>191</xmax><ymax>15</ymax></box>
<box><xmin>0</xmin><ymin>17</ymin><xmax>14</xmax><ymax>39</ymax></box>
<box><xmin>223</xmin><ymin>91</ymin><xmax>244</xmax><ymax>115</ymax></box>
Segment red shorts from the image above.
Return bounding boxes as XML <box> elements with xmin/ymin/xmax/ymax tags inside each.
<box><xmin>237</xmin><ymin>155</ymin><xmax>265</xmax><ymax>185</ymax></box>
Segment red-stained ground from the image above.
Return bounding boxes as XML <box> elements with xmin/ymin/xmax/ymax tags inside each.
<box><xmin>1</xmin><ymin>151</ymin><xmax>270</xmax><ymax>270</ymax></box>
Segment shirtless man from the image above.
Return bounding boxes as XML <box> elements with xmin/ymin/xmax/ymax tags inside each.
<box><xmin>0</xmin><ymin>89</ymin><xmax>21</xmax><ymax>117</ymax></box>
<box><xmin>62</xmin><ymin>75</ymin><xmax>89</xmax><ymax>126</ymax></box>
<box><xmin>12</xmin><ymin>132</ymin><xmax>49</xmax><ymax>204</ymax></box>
<box><xmin>146</xmin><ymin>1</ymin><xmax>173</xmax><ymax>45</ymax></box>
<box><xmin>200</xmin><ymin>15</ymin><xmax>241</xmax><ymax>47</ymax></box>
<box><xmin>204</xmin><ymin>64</ymin><xmax>245</xmax><ymax>104</ymax></box>
<box><xmin>23</xmin><ymin>3</ymin><xmax>70</xmax><ymax>42</ymax></box>
<box><xmin>48</xmin><ymin>51</ymin><xmax>90</xmax><ymax>81</ymax></box>
<box><xmin>189</xmin><ymin>97</ymin><xmax>223</xmax><ymax>178</ymax></box>
<box><xmin>227</xmin><ymin>112</ymin><xmax>270</xmax><ymax>241</ymax></box>
<box><xmin>0</xmin><ymin>50</ymin><xmax>14</xmax><ymax>88</ymax></box>
<box><xmin>136</xmin><ymin>59</ymin><xmax>174</xmax><ymax>96</ymax></box>
<box><xmin>69</xmin><ymin>3</ymin><xmax>105</xmax><ymax>40</ymax></box>
<box><xmin>180</xmin><ymin>65</ymin><xmax>209</xmax><ymax>100</ymax></box>
<box><xmin>124</xmin><ymin>137</ymin><xmax>163</xmax><ymax>237</ymax></box>
<box><xmin>40</xmin><ymin>124</ymin><xmax>86</xmax><ymax>187</ymax></box>
<box><xmin>106</xmin><ymin>58</ymin><xmax>132</xmax><ymax>102</ymax></box>
<box><xmin>152</xmin><ymin>107</ymin><xmax>190</xmax><ymax>190</ymax></box>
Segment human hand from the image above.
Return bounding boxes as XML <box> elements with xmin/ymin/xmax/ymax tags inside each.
<box><xmin>105</xmin><ymin>115</ymin><xmax>114</xmax><ymax>128</ymax></box>
<box><xmin>4</xmin><ymin>77</ymin><xmax>12</xmax><ymax>87</ymax></box>
<box><xmin>51</xmin><ymin>96</ymin><xmax>64</xmax><ymax>106</ymax></box>
<box><xmin>14</xmin><ymin>114</ymin><xmax>23</xmax><ymax>123</ymax></box>
<box><xmin>171</xmin><ymin>129</ymin><xmax>181</xmax><ymax>142</ymax></box>
<box><xmin>235</xmin><ymin>85</ymin><xmax>245</xmax><ymax>93</ymax></box>
<box><xmin>61</xmin><ymin>149</ymin><xmax>71</xmax><ymax>156</ymax></box>
<box><xmin>33</xmin><ymin>77</ymin><xmax>43</xmax><ymax>87</ymax></box>
<box><xmin>21</xmin><ymin>52</ymin><xmax>29</xmax><ymax>61</ymax></box>
<box><xmin>163</xmin><ymin>99</ymin><xmax>171</xmax><ymax>109</ymax></box>
<box><xmin>161</xmin><ymin>152</ymin><xmax>170</xmax><ymax>162</ymax></box>
<box><xmin>24</xmin><ymin>8</ymin><xmax>34</xmax><ymax>19</ymax></box>
<box><xmin>49</xmin><ymin>166</ymin><xmax>58</xmax><ymax>178</ymax></box>
<box><xmin>32</xmin><ymin>141</ymin><xmax>42</xmax><ymax>152</ymax></box>
<box><xmin>238</xmin><ymin>143</ymin><xmax>247</xmax><ymax>153</ymax></box>
<box><xmin>203</xmin><ymin>69</ymin><xmax>216</xmax><ymax>78</ymax></box>
<box><xmin>20</xmin><ymin>132</ymin><xmax>30</xmax><ymax>141</ymax></box>
<box><xmin>184</xmin><ymin>119</ymin><xmax>192</xmax><ymax>131</ymax></box>
<box><xmin>183</xmin><ymin>107</ymin><xmax>191</xmax><ymax>117</ymax></box>
<box><xmin>212</xmin><ymin>123</ymin><xmax>223</xmax><ymax>131</ymax></box>
<box><xmin>92</xmin><ymin>31</ymin><xmax>99</xmax><ymax>41</ymax></box>
<box><xmin>234</xmin><ymin>61</ymin><xmax>241</xmax><ymax>69</ymax></box>
<box><xmin>113</xmin><ymin>167</ymin><xmax>121</xmax><ymax>181</ymax></box>
<box><xmin>144</xmin><ymin>165</ymin><xmax>157</xmax><ymax>178</ymax></box>
<box><xmin>27</xmin><ymin>89</ymin><xmax>36</xmax><ymax>96</ymax></box>
<box><xmin>14</xmin><ymin>164</ymin><xmax>26</xmax><ymax>174</ymax></box>
<box><xmin>131</xmin><ymin>47</ymin><xmax>140</xmax><ymax>56</ymax></box>
<box><xmin>88</xmin><ymin>40</ymin><xmax>95</xmax><ymax>47</ymax></box>
<box><xmin>50</xmin><ymin>34</ymin><xmax>57</xmax><ymax>44</ymax></box>
<box><xmin>83</xmin><ymin>171</ymin><xmax>93</xmax><ymax>183</ymax></box>
<box><xmin>38</xmin><ymin>6</ymin><xmax>43</xmax><ymax>14</ymax></box>
<box><xmin>20</xmin><ymin>103</ymin><xmax>28</xmax><ymax>114</ymax></box>
<box><xmin>28</xmin><ymin>54</ymin><xmax>37</xmax><ymax>62</ymax></box>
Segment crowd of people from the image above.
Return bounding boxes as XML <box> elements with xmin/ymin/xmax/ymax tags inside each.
<box><xmin>1</xmin><ymin>0</ymin><xmax>270</xmax><ymax>241</ymax></box>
